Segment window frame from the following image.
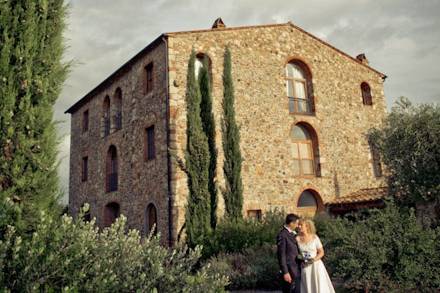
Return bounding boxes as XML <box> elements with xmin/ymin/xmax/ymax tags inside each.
<box><xmin>146</xmin><ymin>203</ymin><xmax>158</xmax><ymax>236</ymax></box>
<box><xmin>106</xmin><ymin>146</ymin><xmax>118</xmax><ymax>192</ymax></box>
<box><xmin>103</xmin><ymin>95</ymin><xmax>111</xmax><ymax>137</ymax></box>
<box><xmin>82</xmin><ymin>109</ymin><xmax>89</xmax><ymax>133</ymax></box>
<box><xmin>247</xmin><ymin>209</ymin><xmax>262</xmax><ymax>221</ymax></box>
<box><xmin>81</xmin><ymin>156</ymin><xmax>88</xmax><ymax>182</ymax></box>
<box><xmin>285</xmin><ymin>61</ymin><xmax>315</xmax><ymax>115</ymax></box>
<box><xmin>103</xmin><ymin>202</ymin><xmax>120</xmax><ymax>227</ymax></box>
<box><xmin>361</xmin><ymin>82</ymin><xmax>373</xmax><ymax>106</ymax></box>
<box><xmin>145</xmin><ymin>62</ymin><xmax>154</xmax><ymax>94</ymax></box>
<box><xmin>114</xmin><ymin>88</ymin><xmax>122</xmax><ymax>131</ymax></box>
<box><xmin>145</xmin><ymin>125</ymin><xmax>156</xmax><ymax>161</ymax></box>
<box><xmin>292</xmin><ymin>124</ymin><xmax>316</xmax><ymax>177</ymax></box>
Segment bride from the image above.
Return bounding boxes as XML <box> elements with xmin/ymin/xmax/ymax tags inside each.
<box><xmin>296</xmin><ymin>219</ymin><xmax>335</xmax><ymax>293</ymax></box>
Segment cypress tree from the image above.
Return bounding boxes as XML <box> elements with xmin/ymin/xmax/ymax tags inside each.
<box><xmin>198</xmin><ymin>56</ymin><xmax>218</xmax><ymax>229</ymax></box>
<box><xmin>184</xmin><ymin>50</ymin><xmax>211</xmax><ymax>247</ymax></box>
<box><xmin>221</xmin><ymin>47</ymin><xmax>243</xmax><ymax>220</ymax></box>
<box><xmin>0</xmin><ymin>0</ymin><xmax>68</xmax><ymax>234</ymax></box>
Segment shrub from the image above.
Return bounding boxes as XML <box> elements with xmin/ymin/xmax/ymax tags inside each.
<box><xmin>203</xmin><ymin>210</ymin><xmax>284</xmax><ymax>258</ymax></box>
<box><xmin>0</xmin><ymin>207</ymin><xmax>228</xmax><ymax>292</ymax></box>
<box><xmin>315</xmin><ymin>202</ymin><xmax>440</xmax><ymax>292</ymax></box>
<box><xmin>369</xmin><ymin>97</ymin><xmax>440</xmax><ymax>225</ymax></box>
<box><xmin>207</xmin><ymin>244</ymin><xmax>280</xmax><ymax>290</ymax></box>
<box><xmin>200</xmin><ymin>210</ymin><xmax>286</xmax><ymax>290</ymax></box>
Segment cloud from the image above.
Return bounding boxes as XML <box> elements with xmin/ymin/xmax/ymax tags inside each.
<box><xmin>55</xmin><ymin>0</ymin><xmax>440</xmax><ymax>201</ymax></box>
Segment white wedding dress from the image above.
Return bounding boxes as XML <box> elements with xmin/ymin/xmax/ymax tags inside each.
<box><xmin>297</xmin><ymin>235</ymin><xmax>335</xmax><ymax>293</ymax></box>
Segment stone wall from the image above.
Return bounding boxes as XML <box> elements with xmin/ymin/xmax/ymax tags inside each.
<box><xmin>68</xmin><ymin>22</ymin><xmax>388</xmax><ymax>246</ymax></box>
<box><xmin>167</xmin><ymin>23</ymin><xmax>387</xmax><ymax>235</ymax></box>
<box><xmin>68</xmin><ymin>40</ymin><xmax>170</xmax><ymax>242</ymax></box>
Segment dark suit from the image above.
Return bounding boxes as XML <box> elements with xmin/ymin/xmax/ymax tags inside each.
<box><xmin>277</xmin><ymin>227</ymin><xmax>301</xmax><ymax>293</ymax></box>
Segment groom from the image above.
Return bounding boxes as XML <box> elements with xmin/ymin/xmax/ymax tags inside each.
<box><xmin>276</xmin><ymin>213</ymin><xmax>301</xmax><ymax>293</ymax></box>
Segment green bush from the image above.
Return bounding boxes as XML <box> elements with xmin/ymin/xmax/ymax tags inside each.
<box><xmin>0</xmin><ymin>206</ymin><xmax>228</xmax><ymax>292</ymax></box>
<box><xmin>207</xmin><ymin>244</ymin><xmax>280</xmax><ymax>290</ymax></box>
<box><xmin>369</xmin><ymin>97</ymin><xmax>440</xmax><ymax>225</ymax></box>
<box><xmin>203</xmin><ymin>210</ymin><xmax>284</xmax><ymax>257</ymax></box>
<box><xmin>315</xmin><ymin>202</ymin><xmax>440</xmax><ymax>292</ymax></box>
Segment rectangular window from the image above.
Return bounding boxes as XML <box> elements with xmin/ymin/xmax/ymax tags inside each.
<box><xmin>145</xmin><ymin>125</ymin><xmax>155</xmax><ymax>160</ymax></box>
<box><xmin>247</xmin><ymin>210</ymin><xmax>262</xmax><ymax>221</ymax></box>
<box><xmin>82</xmin><ymin>110</ymin><xmax>89</xmax><ymax>133</ymax></box>
<box><xmin>82</xmin><ymin>156</ymin><xmax>88</xmax><ymax>182</ymax></box>
<box><xmin>145</xmin><ymin>62</ymin><xmax>154</xmax><ymax>94</ymax></box>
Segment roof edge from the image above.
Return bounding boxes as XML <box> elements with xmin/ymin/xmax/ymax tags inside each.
<box><xmin>65</xmin><ymin>34</ymin><xmax>166</xmax><ymax>114</ymax></box>
<box><xmin>166</xmin><ymin>21</ymin><xmax>386</xmax><ymax>78</ymax></box>
<box><xmin>285</xmin><ymin>22</ymin><xmax>386</xmax><ymax>79</ymax></box>
<box><xmin>66</xmin><ymin>20</ymin><xmax>388</xmax><ymax>114</ymax></box>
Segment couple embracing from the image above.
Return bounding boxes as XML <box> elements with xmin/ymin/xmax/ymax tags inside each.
<box><xmin>276</xmin><ymin>213</ymin><xmax>335</xmax><ymax>293</ymax></box>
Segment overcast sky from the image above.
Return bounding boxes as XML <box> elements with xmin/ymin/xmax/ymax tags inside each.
<box><xmin>56</xmin><ymin>0</ymin><xmax>440</xmax><ymax>204</ymax></box>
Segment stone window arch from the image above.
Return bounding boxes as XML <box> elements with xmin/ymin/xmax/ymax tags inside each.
<box><xmin>103</xmin><ymin>202</ymin><xmax>120</xmax><ymax>227</ymax></box>
<box><xmin>106</xmin><ymin>145</ymin><xmax>118</xmax><ymax>192</ymax></box>
<box><xmin>296</xmin><ymin>189</ymin><xmax>323</xmax><ymax>217</ymax></box>
<box><xmin>286</xmin><ymin>60</ymin><xmax>315</xmax><ymax>114</ymax></box>
<box><xmin>195</xmin><ymin>53</ymin><xmax>212</xmax><ymax>80</ymax></box>
<box><xmin>292</xmin><ymin>122</ymin><xmax>320</xmax><ymax>176</ymax></box>
<box><xmin>102</xmin><ymin>95</ymin><xmax>111</xmax><ymax>137</ymax></box>
<box><xmin>113</xmin><ymin>87</ymin><xmax>122</xmax><ymax>130</ymax></box>
<box><xmin>361</xmin><ymin>82</ymin><xmax>373</xmax><ymax>105</ymax></box>
<box><xmin>146</xmin><ymin>203</ymin><xmax>158</xmax><ymax>236</ymax></box>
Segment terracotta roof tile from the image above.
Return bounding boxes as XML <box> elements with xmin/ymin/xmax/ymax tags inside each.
<box><xmin>326</xmin><ymin>187</ymin><xmax>387</xmax><ymax>205</ymax></box>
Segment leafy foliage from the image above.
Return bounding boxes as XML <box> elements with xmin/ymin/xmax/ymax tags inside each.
<box><xmin>369</xmin><ymin>97</ymin><xmax>440</xmax><ymax>208</ymax></box>
<box><xmin>0</xmin><ymin>0</ymin><xmax>68</xmax><ymax>235</ymax></box>
<box><xmin>316</xmin><ymin>202</ymin><xmax>440</xmax><ymax>292</ymax></box>
<box><xmin>184</xmin><ymin>50</ymin><xmax>212</xmax><ymax>247</ymax></box>
<box><xmin>0</xmin><ymin>206</ymin><xmax>228</xmax><ymax>292</ymax></box>
<box><xmin>198</xmin><ymin>56</ymin><xmax>218</xmax><ymax>229</ymax></box>
<box><xmin>207</xmin><ymin>244</ymin><xmax>280</xmax><ymax>290</ymax></box>
<box><xmin>203</xmin><ymin>210</ymin><xmax>284</xmax><ymax>257</ymax></box>
<box><xmin>221</xmin><ymin>47</ymin><xmax>243</xmax><ymax>220</ymax></box>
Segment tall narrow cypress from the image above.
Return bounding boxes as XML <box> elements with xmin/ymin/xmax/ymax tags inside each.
<box><xmin>221</xmin><ymin>47</ymin><xmax>243</xmax><ymax>220</ymax></box>
<box><xmin>198</xmin><ymin>56</ymin><xmax>218</xmax><ymax>229</ymax></box>
<box><xmin>0</xmin><ymin>0</ymin><xmax>68</xmax><ymax>234</ymax></box>
<box><xmin>184</xmin><ymin>50</ymin><xmax>211</xmax><ymax>246</ymax></box>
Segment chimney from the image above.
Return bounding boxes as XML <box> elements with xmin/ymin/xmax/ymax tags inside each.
<box><xmin>212</xmin><ymin>18</ymin><xmax>226</xmax><ymax>29</ymax></box>
<box><xmin>356</xmin><ymin>53</ymin><xmax>369</xmax><ymax>65</ymax></box>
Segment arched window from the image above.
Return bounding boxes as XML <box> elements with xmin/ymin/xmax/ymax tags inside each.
<box><xmin>286</xmin><ymin>61</ymin><xmax>314</xmax><ymax>114</ymax></box>
<box><xmin>296</xmin><ymin>189</ymin><xmax>322</xmax><ymax>217</ymax></box>
<box><xmin>361</xmin><ymin>82</ymin><xmax>373</xmax><ymax>105</ymax></box>
<box><xmin>104</xmin><ymin>202</ymin><xmax>120</xmax><ymax>227</ymax></box>
<box><xmin>106</xmin><ymin>145</ymin><xmax>118</xmax><ymax>192</ymax></box>
<box><xmin>195</xmin><ymin>56</ymin><xmax>204</xmax><ymax>78</ymax></box>
<box><xmin>194</xmin><ymin>53</ymin><xmax>212</xmax><ymax>79</ymax></box>
<box><xmin>146</xmin><ymin>203</ymin><xmax>158</xmax><ymax>236</ymax></box>
<box><xmin>298</xmin><ymin>190</ymin><xmax>318</xmax><ymax>207</ymax></box>
<box><xmin>103</xmin><ymin>95</ymin><xmax>110</xmax><ymax>136</ymax></box>
<box><xmin>113</xmin><ymin>88</ymin><xmax>122</xmax><ymax>130</ymax></box>
<box><xmin>292</xmin><ymin>123</ymin><xmax>320</xmax><ymax>176</ymax></box>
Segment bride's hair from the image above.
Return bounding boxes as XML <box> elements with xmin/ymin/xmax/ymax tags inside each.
<box><xmin>300</xmin><ymin>219</ymin><xmax>316</xmax><ymax>235</ymax></box>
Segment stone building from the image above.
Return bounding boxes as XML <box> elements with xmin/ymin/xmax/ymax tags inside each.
<box><xmin>66</xmin><ymin>19</ymin><xmax>387</xmax><ymax>246</ymax></box>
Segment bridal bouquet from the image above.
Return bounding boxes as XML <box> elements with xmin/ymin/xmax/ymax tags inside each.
<box><xmin>298</xmin><ymin>251</ymin><xmax>314</xmax><ymax>266</ymax></box>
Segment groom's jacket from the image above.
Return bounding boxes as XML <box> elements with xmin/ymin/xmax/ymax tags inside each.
<box><xmin>276</xmin><ymin>227</ymin><xmax>300</xmax><ymax>278</ymax></box>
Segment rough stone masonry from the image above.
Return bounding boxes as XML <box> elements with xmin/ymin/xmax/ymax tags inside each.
<box><xmin>66</xmin><ymin>20</ymin><xmax>387</xmax><ymax>246</ymax></box>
